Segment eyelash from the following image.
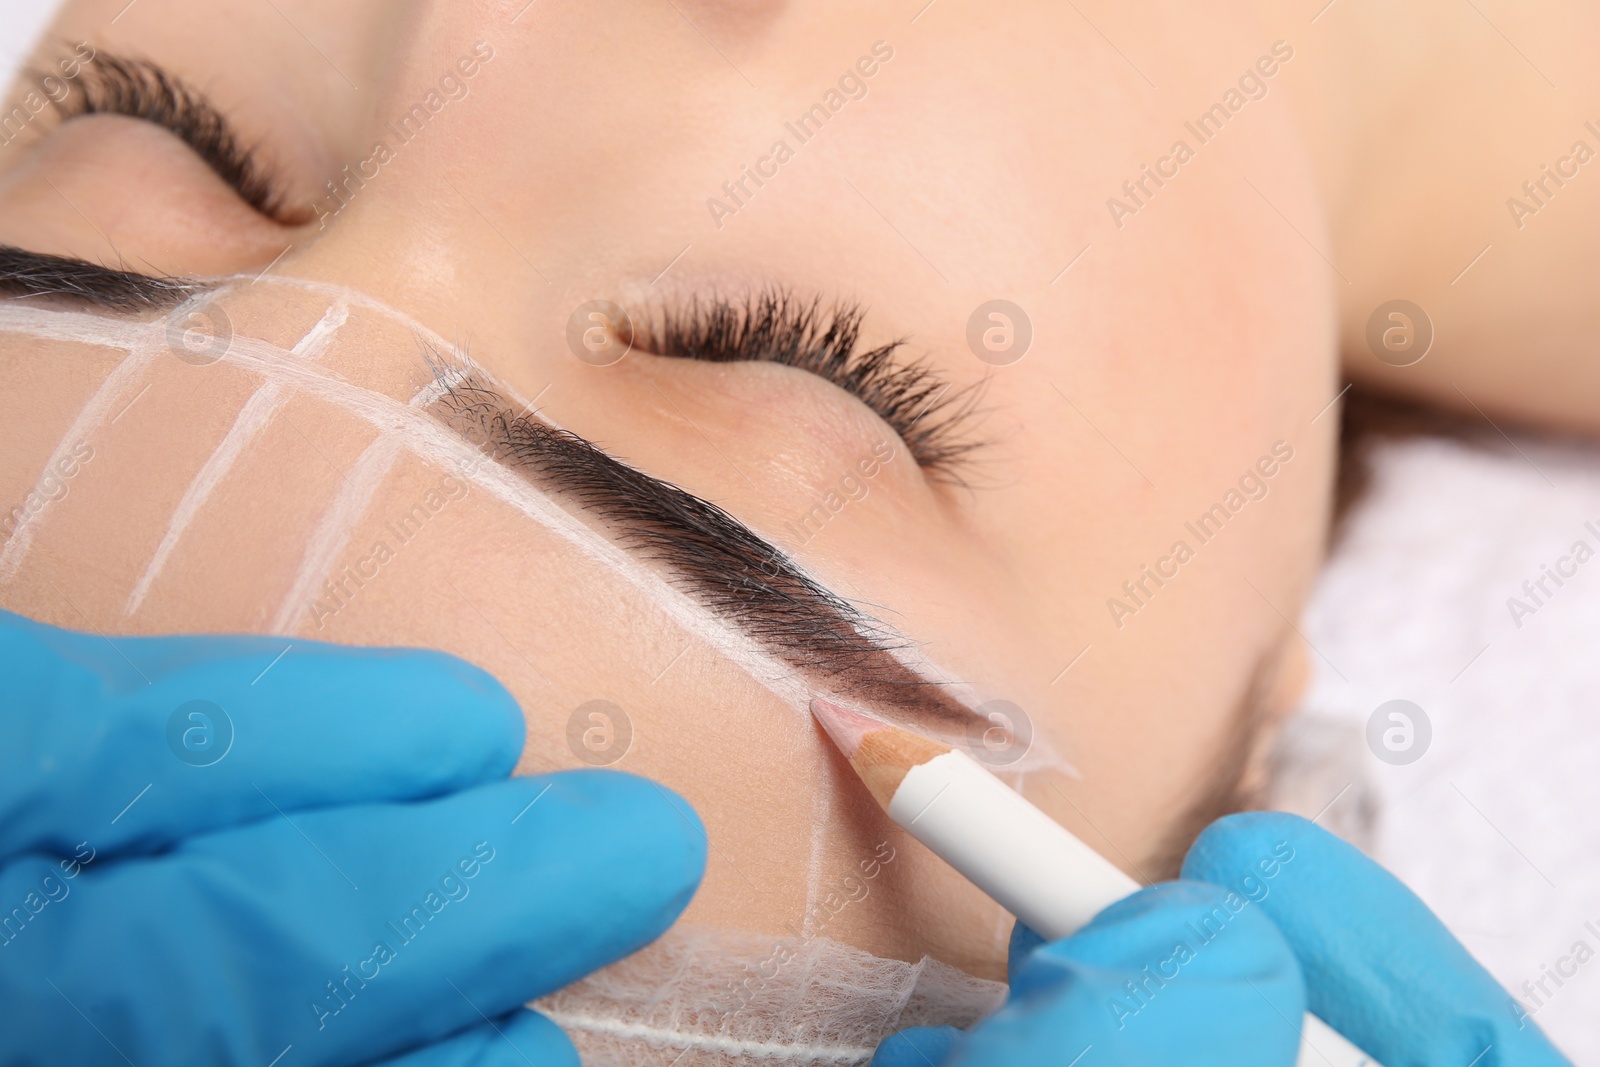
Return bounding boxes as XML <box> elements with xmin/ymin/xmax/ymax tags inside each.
<box><xmin>20</xmin><ymin>60</ymin><xmax>981</xmax><ymax>480</ymax></box>
<box><xmin>40</xmin><ymin>52</ymin><xmax>291</xmax><ymax>221</ymax></box>
<box><xmin>637</xmin><ymin>291</ymin><xmax>986</xmax><ymax>480</ymax></box>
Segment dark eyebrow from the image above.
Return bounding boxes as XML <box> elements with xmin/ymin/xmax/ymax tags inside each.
<box><xmin>430</xmin><ymin>362</ymin><xmax>978</xmax><ymax>728</ymax></box>
<box><xmin>0</xmin><ymin>246</ymin><xmax>201</xmax><ymax>310</ymax></box>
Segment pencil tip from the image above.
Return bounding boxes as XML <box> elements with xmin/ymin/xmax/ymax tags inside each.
<box><xmin>809</xmin><ymin>697</ymin><xmax>888</xmax><ymax>757</ymax></box>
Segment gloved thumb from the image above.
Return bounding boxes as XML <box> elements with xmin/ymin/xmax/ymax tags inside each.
<box><xmin>869</xmin><ymin>1026</ymin><xmax>961</xmax><ymax>1067</ymax></box>
<box><xmin>942</xmin><ymin>882</ymin><xmax>1306</xmax><ymax>1065</ymax></box>
<box><xmin>1183</xmin><ymin>812</ymin><xmax>1573</xmax><ymax>1067</ymax></box>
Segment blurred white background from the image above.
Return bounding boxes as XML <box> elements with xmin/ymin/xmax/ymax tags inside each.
<box><xmin>0</xmin><ymin>1</ymin><xmax>62</xmax><ymax>82</ymax></box>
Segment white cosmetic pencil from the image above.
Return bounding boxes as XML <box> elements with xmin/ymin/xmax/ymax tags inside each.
<box><xmin>810</xmin><ymin>698</ymin><xmax>1377</xmax><ymax>1067</ymax></box>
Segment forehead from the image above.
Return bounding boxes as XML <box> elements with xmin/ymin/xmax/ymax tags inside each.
<box><xmin>3</xmin><ymin>0</ymin><xmax>1340</xmax><ymax>890</ymax></box>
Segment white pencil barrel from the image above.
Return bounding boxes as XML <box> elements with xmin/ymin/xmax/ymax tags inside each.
<box><xmin>886</xmin><ymin>750</ymin><xmax>1136</xmax><ymax>939</ymax></box>
<box><xmin>887</xmin><ymin>749</ymin><xmax>1379</xmax><ymax>1067</ymax></box>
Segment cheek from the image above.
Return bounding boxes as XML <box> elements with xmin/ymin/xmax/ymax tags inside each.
<box><xmin>958</xmin><ymin>117</ymin><xmax>1335</xmax><ymax>870</ymax></box>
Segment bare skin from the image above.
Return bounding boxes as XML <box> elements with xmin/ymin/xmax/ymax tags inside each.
<box><xmin>0</xmin><ymin>0</ymin><xmax>1590</xmax><ymax>990</ymax></box>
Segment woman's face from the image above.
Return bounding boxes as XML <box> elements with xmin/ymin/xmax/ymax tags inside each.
<box><xmin>0</xmin><ymin>0</ymin><xmax>1335</xmax><ymax>981</ymax></box>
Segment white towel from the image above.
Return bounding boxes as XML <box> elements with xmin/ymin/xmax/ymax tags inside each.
<box><xmin>1280</xmin><ymin>430</ymin><xmax>1600</xmax><ymax>1062</ymax></box>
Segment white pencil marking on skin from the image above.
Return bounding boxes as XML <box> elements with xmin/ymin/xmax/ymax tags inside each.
<box><xmin>0</xmin><ymin>307</ymin><xmax>911</xmax><ymax>711</ymax></box>
<box><xmin>0</xmin><ymin>307</ymin><xmax>148</xmax><ymax>349</ymax></box>
<box><xmin>289</xmin><ymin>300</ymin><xmax>350</xmax><ymax>361</ymax></box>
<box><xmin>126</xmin><ymin>302</ymin><xmax>350</xmax><ymax>615</ymax></box>
<box><xmin>224</xmin><ymin>274</ymin><xmax>551</xmax><ymax>418</ymax></box>
<box><xmin>270</xmin><ymin>434</ymin><xmax>403</xmax><ymax>635</ymax></box>
<box><xmin>0</xmin><ymin>339</ymin><xmax>161</xmax><ymax>581</ymax></box>
<box><xmin>192</xmin><ymin>331</ymin><xmax>823</xmax><ymax>705</ymax></box>
<box><xmin>801</xmin><ymin>780</ymin><xmax>831</xmax><ymax>938</ymax></box>
<box><xmin>271</xmin><ymin>338</ymin><xmax>440</xmax><ymax>636</ymax></box>
<box><xmin>0</xmin><ymin>305</ymin><xmax>1073</xmax><ymax>772</ymax></box>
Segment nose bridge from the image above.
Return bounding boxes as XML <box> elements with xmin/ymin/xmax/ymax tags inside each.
<box><xmin>304</xmin><ymin>36</ymin><xmax>499</xmax><ymax>236</ymax></box>
<box><xmin>283</xmin><ymin>0</ymin><xmax>743</xmax><ymax>327</ymax></box>
<box><xmin>271</xmin><ymin>0</ymin><xmax>549</xmax><ymax>337</ymax></box>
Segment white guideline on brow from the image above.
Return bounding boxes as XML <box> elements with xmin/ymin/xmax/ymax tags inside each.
<box><xmin>229</xmin><ymin>273</ymin><xmax>553</xmax><ymax>417</ymax></box>
<box><xmin>166</xmin><ymin>276</ymin><xmax>1020</xmax><ymax>733</ymax></box>
<box><xmin>0</xmin><ymin>295</ymin><xmax>1071</xmax><ymax>1018</ymax></box>
<box><xmin>0</xmin><ymin>297</ymin><xmax>1069</xmax><ymax>774</ymax></box>
<box><xmin>0</xmin><ymin>303</ymin><xmax>822</xmax><ymax>710</ymax></box>
<box><xmin>0</xmin><ymin>333</ymin><xmax>163</xmax><ymax>581</ymax></box>
<box><xmin>125</xmin><ymin>300</ymin><xmax>350</xmax><ymax>616</ymax></box>
<box><xmin>266</xmin><ymin>338</ymin><xmax>471</xmax><ymax>637</ymax></box>
<box><xmin>800</xmin><ymin>780</ymin><xmax>833</xmax><ymax>939</ymax></box>
<box><xmin>269</xmin><ymin>434</ymin><xmax>402</xmax><ymax>635</ymax></box>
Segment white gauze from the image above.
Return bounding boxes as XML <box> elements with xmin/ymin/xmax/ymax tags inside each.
<box><xmin>535</xmin><ymin>926</ymin><xmax>1006</xmax><ymax>1066</ymax></box>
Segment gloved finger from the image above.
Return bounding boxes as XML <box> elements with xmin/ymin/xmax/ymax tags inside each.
<box><xmin>364</xmin><ymin>1009</ymin><xmax>577</xmax><ymax>1067</ymax></box>
<box><xmin>1183</xmin><ymin>812</ymin><xmax>1571</xmax><ymax>1067</ymax></box>
<box><xmin>0</xmin><ymin>608</ymin><xmax>523</xmax><ymax>860</ymax></box>
<box><xmin>1006</xmin><ymin>921</ymin><xmax>1045</xmax><ymax>985</ymax></box>
<box><xmin>949</xmin><ymin>882</ymin><xmax>1305</xmax><ymax>1067</ymax></box>
<box><xmin>0</xmin><ymin>771</ymin><xmax>706</xmax><ymax>1067</ymax></box>
<box><xmin>870</xmin><ymin>1025</ymin><xmax>962</xmax><ymax>1066</ymax></box>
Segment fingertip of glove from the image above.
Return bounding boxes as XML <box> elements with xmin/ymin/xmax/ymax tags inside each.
<box><xmin>380</xmin><ymin>648</ymin><xmax>527</xmax><ymax>777</ymax></box>
<box><xmin>1006</xmin><ymin>922</ymin><xmax>1046</xmax><ymax>986</ymax></box>
<box><xmin>1181</xmin><ymin>811</ymin><xmax>1332</xmax><ymax>889</ymax></box>
<box><xmin>518</xmin><ymin>770</ymin><xmax>708</xmax><ymax>902</ymax></box>
<box><xmin>485</xmin><ymin>1009</ymin><xmax>581</xmax><ymax>1067</ymax></box>
<box><xmin>1031</xmin><ymin>881</ymin><xmax>1301</xmax><ymax>991</ymax></box>
<box><xmin>871</xmin><ymin>1026</ymin><xmax>961</xmax><ymax>1067</ymax></box>
<box><xmin>390</xmin><ymin>1010</ymin><xmax>579</xmax><ymax>1067</ymax></box>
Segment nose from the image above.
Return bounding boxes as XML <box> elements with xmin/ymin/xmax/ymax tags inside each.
<box><xmin>283</xmin><ymin>0</ymin><xmax>722</xmax><ymax>378</ymax></box>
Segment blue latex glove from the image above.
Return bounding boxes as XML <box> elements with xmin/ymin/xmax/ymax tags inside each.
<box><xmin>874</xmin><ymin>813</ymin><xmax>1572</xmax><ymax>1066</ymax></box>
<box><xmin>0</xmin><ymin>608</ymin><xmax>706</xmax><ymax>1066</ymax></box>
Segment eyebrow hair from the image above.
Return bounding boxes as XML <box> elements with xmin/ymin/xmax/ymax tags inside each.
<box><xmin>431</xmin><ymin>364</ymin><xmax>977</xmax><ymax>726</ymax></box>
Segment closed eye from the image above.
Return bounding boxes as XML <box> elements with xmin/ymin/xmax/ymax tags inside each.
<box><xmin>636</xmin><ymin>290</ymin><xmax>988</xmax><ymax>482</ymax></box>
<box><xmin>30</xmin><ymin>50</ymin><xmax>296</xmax><ymax>223</ymax></box>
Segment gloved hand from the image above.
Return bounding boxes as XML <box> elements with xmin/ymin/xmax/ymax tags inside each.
<box><xmin>874</xmin><ymin>812</ymin><xmax>1572</xmax><ymax>1066</ymax></box>
<box><xmin>0</xmin><ymin>608</ymin><xmax>706</xmax><ymax>1066</ymax></box>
